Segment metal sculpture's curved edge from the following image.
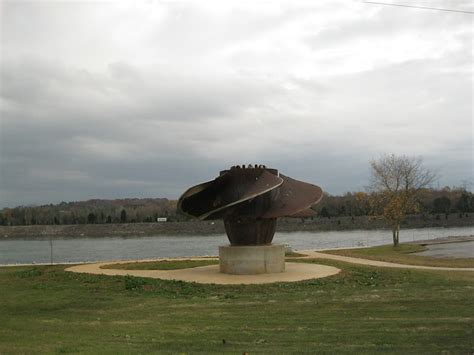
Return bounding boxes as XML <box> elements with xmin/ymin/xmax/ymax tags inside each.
<box><xmin>286</xmin><ymin>190</ymin><xmax>323</xmax><ymax>218</ymax></box>
<box><xmin>200</xmin><ymin>176</ymin><xmax>283</xmax><ymax>220</ymax></box>
<box><xmin>261</xmin><ymin>175</ymin><xmax>324</xmax><ymax>218</ymax></box>
<box><xmin>177</xmin><ymin>180</ymin><xmax>215</xmax><ymax>219</ymax></box>
<box><xmin>289</xmin><ymin>207</ymin><xmax>318</xmax><ymax>218</ymax></box>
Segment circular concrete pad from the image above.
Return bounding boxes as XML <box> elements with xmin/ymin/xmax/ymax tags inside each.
<box><xmin>66</xmin><ymin>261</ymin><xmax>340</xmax><ymax>285</ymax></box>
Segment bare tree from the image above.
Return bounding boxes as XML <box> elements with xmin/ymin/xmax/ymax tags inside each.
<box><xmin>369</xmin><ymin>154</ymin><xmax>436</xmax><ymax>246</ymax></box>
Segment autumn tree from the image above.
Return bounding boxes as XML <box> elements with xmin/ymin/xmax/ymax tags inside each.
<box><xmin>369</xmin><ymin>154</ymin><xmax>436</xmax><ymax>246</ymax></box>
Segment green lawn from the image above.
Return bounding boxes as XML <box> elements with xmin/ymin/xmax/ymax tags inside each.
<box><xmin>101</xmin><ymin>259</ymin><xmax>219</xmax><ymax>270</ymax></box>
<box><xmin>1</xmin><ymin>259</ymin><xmax>473</xmax><ymax>353</ymax></box>
<box><xmin>324</xmin><ymin>243</ymin><xmax>474</xmax><ymax>268</ymax></box>
<box><xmin>285</xmin><ymin>251</ymin><xmax>308</xmax><ymax>258</ymax></box>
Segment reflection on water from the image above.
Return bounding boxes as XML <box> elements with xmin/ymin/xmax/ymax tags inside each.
<box><xmin>0</xmin><ymin>226</ymin><xmax>473</xmax><ymax>265</ymax></box>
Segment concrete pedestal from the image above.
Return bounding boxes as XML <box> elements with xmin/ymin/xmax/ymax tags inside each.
<box><xmin>219</xmin><ymin>244</ymin><xmax>285</xmax><ymax>275</ymax></box>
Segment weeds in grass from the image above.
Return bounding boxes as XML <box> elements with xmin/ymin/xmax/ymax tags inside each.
<box><xmin>15</xmin><ymin>268</ymin><xmax>43</xmax><ymax>278</ymax></box>
<box><xmin>124</xmin><ymin>275</ymin><xmax>149</xmax><ymax>290</ymax></box>
<box><xmin>103</xmin><ymin>259</ymin><xmax>219</xmax><ymax>271</ymax></box>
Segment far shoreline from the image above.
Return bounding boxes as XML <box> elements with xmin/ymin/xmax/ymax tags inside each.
<box><xmin>1</xmin><ymin>213</ymin><xmax>473</xmax><ymax>239</ymax></box>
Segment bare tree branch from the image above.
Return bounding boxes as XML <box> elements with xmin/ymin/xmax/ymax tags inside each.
<box><xmin>368</xmin><ymin>154</ymin><xmax>437</xmax><ymax>246</ymax></box>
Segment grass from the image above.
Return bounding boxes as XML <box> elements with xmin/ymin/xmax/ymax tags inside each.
<box><xmin>1</xmin><ymin>259</ymin><xmax>473</xmax><ymax>353</ymax></box>
<box><xmin>285</xmin><ymin>251</ymin><xmax>308</xmax><ymax>258</ymax></box>
<box><xmin>324</xmin><ymin>243</ymin><xmax>474</xmax><ymax>268</ymax></box>
<box><xmin>101</xmin><ymin>259</ymin><xmax>219</xmax><ymax>270</ymax></box>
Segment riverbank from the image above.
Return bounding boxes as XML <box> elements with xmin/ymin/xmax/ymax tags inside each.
<box><xmin>1</xmin><ymin>213</ymin><xmax>473</xmax><ymax>239</ymax></box>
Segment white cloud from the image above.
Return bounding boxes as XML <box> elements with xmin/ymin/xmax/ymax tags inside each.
<box><xmin>0</xmin><ymin>0</ymin><xmax>472</xmax><ymax>207</ymax></box>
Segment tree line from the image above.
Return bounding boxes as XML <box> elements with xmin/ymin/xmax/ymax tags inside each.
<box><xmin>0</xmin><ymin>187</ymin><xmax>472</xmax><ymax>227</ymax></box>
<box><xmin>0</xmin><ymin>198</ymin><xmax>182</xmax><ymax>226</ymax></box>
<box><xmin>314</xmin><ymin>187</ymin><xmax>473</xmax><ymax>219</ymax></box>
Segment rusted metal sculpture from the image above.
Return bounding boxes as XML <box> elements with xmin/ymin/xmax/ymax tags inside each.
<box><xmin>178</xmin><ymin>165</ymin><xmax>323</xmax><ymax>246</ymax></box>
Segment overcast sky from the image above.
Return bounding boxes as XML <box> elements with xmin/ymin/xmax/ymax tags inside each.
<box><xmin>0</xmin><ymin>0</ymin><xmax>472</xmax><ymax>208</ymax></box>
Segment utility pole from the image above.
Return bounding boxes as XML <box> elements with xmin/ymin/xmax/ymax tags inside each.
<box><xmin>49</xmin><ymin>235</ymin><xmax>53</xmax><ymax>265</ymax></box>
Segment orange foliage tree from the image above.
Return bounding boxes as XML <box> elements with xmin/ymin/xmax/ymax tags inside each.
<box><xmin>369</xmin><ymin>154</ymin><xmax>436</xmax><ymax>246</ymax></box>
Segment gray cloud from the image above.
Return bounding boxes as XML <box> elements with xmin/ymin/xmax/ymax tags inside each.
<box><xmin>0</xmin><ymin>1</ymin><xmax>472</xmax><ymax>207</ymax></box>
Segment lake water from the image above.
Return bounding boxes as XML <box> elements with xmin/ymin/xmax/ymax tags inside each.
<box><xmin>1</xmin><ymin>226</ymin><xmax>473</xmax><ymax>265</ymax></box>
